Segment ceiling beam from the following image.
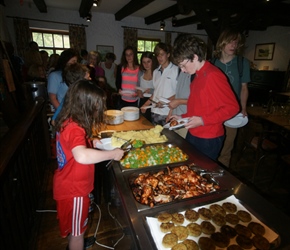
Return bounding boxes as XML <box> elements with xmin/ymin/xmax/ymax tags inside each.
<box><xmin>33</xmin><ymin>0</ymin><xmax>47</xmax><ymax>13</ymax></box>
<box><xmin>79</xmin><ymin>0</ymin><xmax>94</xmax><ymax>18</ymax></box>
<box><xmin>145</xmin><ymin>4</ymin><xmax>181</xmax><ymax>25</ymax></box>
<box><xmin>115</xmin><ymin>0</ymin><xmax>155</xmax><ymax>21</ymax></box>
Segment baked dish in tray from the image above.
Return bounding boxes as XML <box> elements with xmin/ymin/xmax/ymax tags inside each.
<box><xmin>120</xmin><ymin>143</ymin><xmax>188</xmax><ymax>170</ymax></box>
<box><xmin>128</xmin><ymin>164</ymin><xmax>221</xmax><ymax>208</ymax></box>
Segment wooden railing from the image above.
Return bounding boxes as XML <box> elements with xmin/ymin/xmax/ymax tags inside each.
<box><xmin>0</xmin><ymin>98</ymin><xmax>51</xmax><ymax>250</ymax></box>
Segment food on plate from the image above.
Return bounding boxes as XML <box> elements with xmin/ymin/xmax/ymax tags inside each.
<box><xmin>162</xmin><ymin>233</ymin><xmax>178</xmax><ymax>248</ymax></box>
<box><xmin>121</xmin><ymin>144</ymin><xmax>188</xmax><ymax>169</ymax></box>
<box><xmin>210</xmin><ymin>231</ymin><xmax>230</xmax><ymax>248</ymax></box>
<box><xmin>220</xmin><ymin>225</ymin><xmax>237</xmax><ymax>238</ymax></box>
<box><xmin>160</xmin><ymin>222</ymin><xmax>174</xmax><ymax>233</ymax></box>
<box><xmin>234</xmin><ymin>224</ymin><xmax>252</xmax><ymax>238</ymax></box>
<box><xmin>225</xmin><ymin>213</ymin><xmax>240</xmax><ymax>225</ymax></box>
<box><xmin>172</xmin><ymin>243</ymin><xmax>187</xmax><ymax>250</ymax></box>
<box><xmin>170</xmin><ymin>119</ymin><xmax>179</xmax><ymax>127</ymax></box>
<box><xmin>222</xmin><ymin>202</ymin><xmax>237</xmax><ymax>213</ymax></box>
<box><xmin>252</xmin><ymin>235</ymin><xmax>270</xmax><ymax>250</ymax></box>
<box><xmin>198</xmin><ymin>237</ymin><xmax>216</xmax><ymax>250</ymax></box>
<box><xmin>209</xmin><ymin>204</ymin><xmax>226</xmax><ymax>216</ymax></box>
<box><xmin>198</xmin><ymin>207</ymin><xmax>212</xmax><ymax>220</ymax></box>
<box><xmin>187</xmin><ymin>223</ymin><xmax>202</xmax><ymax>237</ymax></box>
<box><xmin>130</xmin><ymin>165</ymin><xmax>220</xmax><ymax>207</ymax></box>
<box><xmin>182</xmin><ymin>239</ymin><xmax>199</xmax><ymax>250</ymax></box>
<box><xmin>247</xmin><ymin>221</ymin><xmax>265</xmax><ymax>235</ymax></box>
<box><xmin>236</xmin><ymin>234</ymin><xmax>253</xmax><ymax>249</ymax></box>
<box><xmin>236</xmin><ymin>210</ymin><xmax>252</xmax><ymax>222</ymax></box>
<box><xmin>171</xmin><ymin>213</ymin><xmax>185</xmax><ymax>225</ymax></box>
<box><xmin>111</xmin><ymin>125</ymin><xmax>166</xmax><ymax>147</ymax></box>
<box><xmin>227</xmin><ymin>244</ymin><xmax>243</xmax><ymax>250</ymax></box>
<box><xmin>171</xmin><ymin>225</ymin><xmax>189</xmax><ymax>240</ymax></box>
<box><xmin>201</xmin><ymin>221</ymin><xmax>216</xmax><ymax>235</ymax></box>
<box><xmin>212</xmin><ymin>213</ymin><xmax>226</xmax><ymax>226</ymax></box>
<box><xmin>185</xmin><ymin>209</ymin><xmax>199</xmax><ymax>222</ymax></box>
<box><xmin>157</xmin><ymin>212</ymin><xmax>172</xmax><ymax>223</ymax></box>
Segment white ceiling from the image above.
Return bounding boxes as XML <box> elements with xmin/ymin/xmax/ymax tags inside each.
<box><xmin>26</xmin><ymin>0</ymin><xmax>180</xmax><ymax>18</ymax></box>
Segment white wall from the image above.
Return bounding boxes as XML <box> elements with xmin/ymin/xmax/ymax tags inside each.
<box><xmin>3</xmin><ymin>0</ymin><xmax>207</xmax><ymax>63</ymax></box>
<box><xmin>3</xmin><ymin>0</ymin><xmax>290</xmax><ymax>70</ymax></box>
<box><xmin>244</xmin><ymin>27</ymin><xmax>290</xmax><ymax>71</ymax></box>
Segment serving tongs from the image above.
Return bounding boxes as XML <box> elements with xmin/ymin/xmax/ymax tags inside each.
<box><xmin>189</xmin><ymin>163</ymin><xmax>225</xmax><ymax>177</ymax></box>
<box><xmin>106</xmin><ymin>139</ymin><xmax>132</xmax><ymax>169</ymax></box>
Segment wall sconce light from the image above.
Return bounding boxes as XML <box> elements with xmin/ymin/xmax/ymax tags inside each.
<box><xmin>172</xmin><ymin>16</ymin><xmax>177</xmax><ymax>27</ymax></box>
<box><xmin>86</xmin><ymin>12</ymin><xmax>92</xmax><ymax>22</ymax></box>
<box><xmin>93</xmin><ymin>0</ymin><xmax>99</xmax><ymax>7</ymax></box>
<box><xmin>160</xmin><ymin>20</ymin><xmax>165</xmax><ymax>31</ymax></box>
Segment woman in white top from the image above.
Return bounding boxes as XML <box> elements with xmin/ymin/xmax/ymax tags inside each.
<box><xmin>100</xmin><ymin>52</ymin><xmax>117</xmax><ymax>91</ymax></box>
<box><xmin>138</xmin><ymin>51</ymin><xmax>158</xmax><ymax>122</ymax></box>
<box><xmin>141</xmin><ymin>43</ymin><xmax>178</xmax><ymax>126</ymax></box>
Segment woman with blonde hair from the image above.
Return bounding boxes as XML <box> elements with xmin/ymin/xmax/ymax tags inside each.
<box><xmin>87</xmin><ymin>50</ymin><xmax>105</xmax><ymax>79</ymax></box>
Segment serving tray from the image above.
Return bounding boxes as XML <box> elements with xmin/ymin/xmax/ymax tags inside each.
<box><xmin>127</xmin><ymin>164</ymin><xmax>222</xmax><ymax>211</ymax></box>
<box><xmin>119</xmin><ymin>143</ymin><xmax>189</xmax><ymax>172</ymax></box>
<box><xmin>145</xmin><ymin>195</ymin><xmax>280</xmax><ymax>250</ymax></box>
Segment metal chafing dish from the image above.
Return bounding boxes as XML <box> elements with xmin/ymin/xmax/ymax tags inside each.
<box><xmin>109</xmin><ymin>129</ymin><xmax>290</xmax><ymax>250</ymax></box>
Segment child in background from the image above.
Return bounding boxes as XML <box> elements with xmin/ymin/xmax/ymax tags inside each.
<box><xmin>51</xmin><ymin>63</ymin><xmax>91</xmax><ymax>125</ymax></box>
<box><xmin>53</xmin><ymin>80</ymin><xmax>124</xmax><ymax>250</ymax></box>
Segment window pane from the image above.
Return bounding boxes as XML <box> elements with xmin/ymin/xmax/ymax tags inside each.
<box><xmin>43</xmin><ymin>33</ymin><xmax>53</xmax><ymax>47</ymax></box>
<box><xmin>45</xmin><ymin>49</ymin><xmax>54</xmax><ymax>56</ymax></box>
<box><xmin>53</xmin><ymin>34</ymin><xmax>63</xmax><ymax>48</ymax></box>
<box><xmin>63</xmin><ymin>35</ymin><xmax>70</xmax><ymax>48</ymax></box>
<box><xmin>144</xmin><ymin>41</ymin><xmax>152</xmax><ymax>52</ymax></box>
<box><xmin>137</xmin><ymin>40</ymin><xmax>144</xmax><ymax>52</ymax></box>
<box><xmin>152</xmin><ymin>41</ymin><xmax>159</xmax><ymax>51</ymax></box>
<box><xmin>56</xmin><ymin>49</ymin><xmax>64</xmax><ymax>55</ymax></box>
<box><xmin>32</xmin><ymin>32</ymin><xmax>43</xmax><ymax>47</ymax></box>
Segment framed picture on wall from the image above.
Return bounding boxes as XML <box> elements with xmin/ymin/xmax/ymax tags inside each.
<box><xmin>96</xmin><ymin>45</ymin><xmax>114</xmax><ymax>61</ymax></box>
<box><xmin>254</xmin><ymin>43</ymin><xmax>275</xmax><ymax>60</ymax></box>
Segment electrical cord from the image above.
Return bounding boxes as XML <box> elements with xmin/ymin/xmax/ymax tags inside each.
<box><xmin>93</xmin><ymin>202</ymin><xmax>125</xmax><ymax>249</ymax></box>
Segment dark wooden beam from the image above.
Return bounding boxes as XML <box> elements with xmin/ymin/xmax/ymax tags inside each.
<box><xmin>79</xmin><ymin>0</ymin><xmax>94</xmax><ymax>18</ymax></box>
<box><xmin>33</xmin><ymin>0</ymin><xmax>47</xmax><ymax>13</ymax></box>
<box><xmin>145</xmin><ymin>4</ymin><xmax>180</xmax><ymax>25</ymax></box>
<box><xmin>115</xmin><ymin>0</ymin><xmax>155</xmax><ymax>21</ymax></box>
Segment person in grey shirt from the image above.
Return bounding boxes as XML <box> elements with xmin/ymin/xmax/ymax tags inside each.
<box><xmin>166</xmin><ymin>71</ymin><xmax>194</xmax><ymax>138</ymax></box>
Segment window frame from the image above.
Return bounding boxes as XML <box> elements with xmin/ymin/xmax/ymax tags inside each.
<box><xmin>30</xmin><ymin>28</ymin><xmax>70</xmax><ymax>55</ymax></box>
<box><xmin>137</xmin><ymin>37</ymin><xmax>160</xmax><ymax>61</ymax></box>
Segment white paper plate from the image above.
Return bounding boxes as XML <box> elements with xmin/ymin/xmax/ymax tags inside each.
<box><xmin>95</xmin><ymin>138</ymin><xmax>116</xmax><ymax>150</ymax></box>
<box><xmin>163</xmin><ymin>118</ymin><xmax>189</xmax><ymax>130</ymax></box>
<box><xmin>158</xmin><ymin>96</ymin><xmax>170</xmax><ymax>104</ymax></box>
<box><xmin>224</xmin><ymin>113</ymin><xmax>248</xmax><ymax>128</ymax></box>
<box><xmin>143</xmin><ymin>93</ymin><xmax>152</xmax><ymax>98</ymax></box>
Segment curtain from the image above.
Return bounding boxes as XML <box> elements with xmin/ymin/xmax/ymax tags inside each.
<box><xmin>165</xmin><ymin>32</ymin><xmax>172</xmax><ymax>46</ymax></box>
<box><xmin>13</xmin><ymin>18</ymin><xmax>31</xmax><ymax>58</ymax></box>
<box><xmin>69</xmin><ymin>25</ymin><xmax>86</xmax><ymax>54</ymax></box>
<box><xmin>123</xmin><ymin>28</ymin><xmax>137</xmax><ymax>49</ymax></box>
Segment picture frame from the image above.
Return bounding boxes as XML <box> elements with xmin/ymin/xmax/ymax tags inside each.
<box><xmin>254</xmin><ymin>43</ymin><xmax>275</xmax><ymax>60</ymax></box>
<box><xmin>96</xmin><ymin>45</ymin><xmax>114</xmax><ymax>61</ymax></box>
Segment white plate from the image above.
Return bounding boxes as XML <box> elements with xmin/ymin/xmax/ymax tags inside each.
<box><xmin>95</xmin><ymin>138</ymin><xmax>116</xmax><ymax>150</ymax></box>
<box><xmin>158</xmin><ymin>96</ymin><xmax>170</xmax><ymax>104</ymax></box>
<box><xmin>136</xmin><ymin>86</ymin><xmax>146</xmax><ymax>92</ymax></box>
<box><xmin>224</xmin><ymin>113</ymin><xmax>248</xmax><ymax>128</ymax></box>
<box><xmin>141</xmin><ymin>105</ymin><xmax>153</xmax><ymax>110</ymax></box>
<box><xmin>163</xmin><ymin>118</ymin><xmax>189</xmax><ymax>130</ymax></box>
<box><xmin>120</xmin><ymin>90</ymin><xmax>135</xmax><ymax>97</ymax></box>
<box><xmin>143</xmin><ymin>93</ymin><xmax>152</xmax><ymax>98</ymax></box>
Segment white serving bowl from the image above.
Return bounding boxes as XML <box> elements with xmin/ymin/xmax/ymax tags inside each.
<box><xmin>121</xmin><ymin>106</ymin><xmax>140</xmax><ymax>121</ymax></box>
<box><xmin>105</xmin><ymin>110</ymin><xmax>124</xmax><ymax>125</ymax></box>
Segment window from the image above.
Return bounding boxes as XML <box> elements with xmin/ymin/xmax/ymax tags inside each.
<box><xmin>30</xmin><ymin>28</ymin><xmax>70</xmax><ymax>56</ymax></box>
<box><xmin>137</xmin><ymin>38</ymin><xmax>160</xmax><ymax>62</ymax></box>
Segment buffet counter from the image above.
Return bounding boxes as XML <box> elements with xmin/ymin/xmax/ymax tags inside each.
<box><xmin>108</xmin><ymin>127</ymin><xmax>290</xmax><ymax>249</ymax></box>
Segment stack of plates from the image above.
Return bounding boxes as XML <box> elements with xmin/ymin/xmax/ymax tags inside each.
<box><xmin>121</xmin><ymin>106</ymin><xmax>140</xmax><ymax>121</ymax></box>
<box><xmin>105</xmin><ymin>110</ymin><xmax>124</xmax><ymax>125</ymax></box>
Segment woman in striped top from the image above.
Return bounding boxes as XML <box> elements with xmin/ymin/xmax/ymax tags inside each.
<box><xmin>116</xmin><ymin>46</ymin><xmax>140</xmax><ymax>108</ymax></box>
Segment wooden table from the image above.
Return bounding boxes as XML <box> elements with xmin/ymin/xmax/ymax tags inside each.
<box><xmin>103</xmin><ymin>114</ymin><xmax>154</xmax><ymax>132</ymax></box>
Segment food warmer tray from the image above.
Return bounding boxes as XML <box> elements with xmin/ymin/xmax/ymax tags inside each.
<box><xmin>118</xmin><ymin>142</ymin><xmax>189</xmax><ymax>172</ymax></box>
<box><xmin>122</xmin><ymin>163</ymin><xmax>226</xmax><ymax>212</ymax></box>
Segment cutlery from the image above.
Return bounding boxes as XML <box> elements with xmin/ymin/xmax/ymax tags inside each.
<box><xmin>106</xmin><ymin>139</ymin><xmax>132</xmax><ymax>169</ymax></box>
